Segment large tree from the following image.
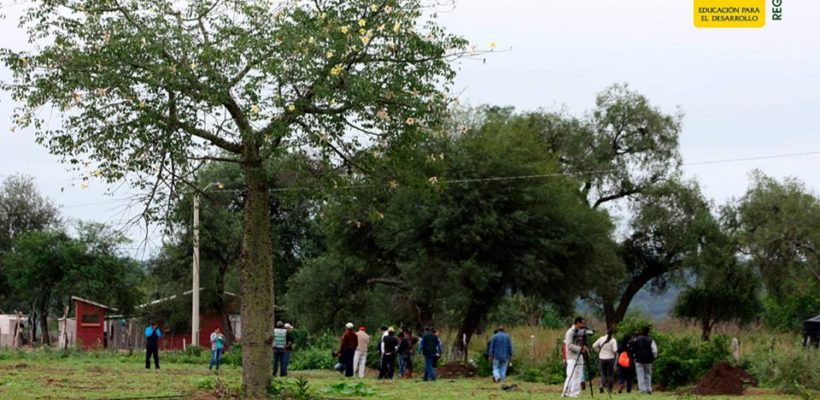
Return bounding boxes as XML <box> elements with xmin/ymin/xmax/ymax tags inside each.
<box><xmin>0</xmin><ymin>174</ymin><xmax>61</xmax><ymax>311</ymax></box>
<box><xmin>727</xmin><ymin>172</ymin><xmax>820</xmax><ymax>329</ymax></box>
<box><xmin>295</xmin><ymin>107</ymin><xmax>617</xmax><ymax>357</ymax></box>
<box><xmin>2</xmin><ymin>0</ymin><xmax>466</xmax><ymax>394</ymax></box>
<box><xmin>4</xmin><ymin>224</ymin><xmax>142</xmax><ymax>344</ymax></box>
<box><xmin>487</xmin><ymin>86</ymin><xmax>685</xmax><ymax>327</ymax></box>
<box><xmin>596</xmin><ymin>179</ymin><xmax>715</xmax><ymax>328</ymax></box>
<box><xmin>673</xmin><ymin>216</ymin><xmax>761</xmax><ymax>341</ymax></box>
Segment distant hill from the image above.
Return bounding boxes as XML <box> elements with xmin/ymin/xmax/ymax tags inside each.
<box><xmin>629</xmin><ymin>285</ymin><xmax>681</xmax><ymax>320</ymax></box>
<box><xmin>576</xmin><ymin>285</ymin><xmax>682</xmax><ymax>321</ymax></box>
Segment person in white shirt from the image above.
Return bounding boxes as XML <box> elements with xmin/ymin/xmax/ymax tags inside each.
<box><xmin>592</xmin><ymin>329</ymin><xmax>618</xmax><ymax>394</ymax></box>
<box><xmin>562</xmin><ymin>317</ymin><xmax>589</xmax><ymax>398</ymax></box>
<box><xmin>353</xmin><ymin>326</ymin><xmax>371</xmax><ymax>378</ymax></box>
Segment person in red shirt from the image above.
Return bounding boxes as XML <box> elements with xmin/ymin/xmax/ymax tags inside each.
<box><xmin>336</xmin><ymin>322</ymin><xmax>359</xmax><ymax>377</ymax></box>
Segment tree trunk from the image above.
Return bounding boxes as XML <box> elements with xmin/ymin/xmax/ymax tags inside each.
<box><xmin>450</xmin><ymin>296</ymin><xmax>493</xmax><ymax>362</ymax></box>
<box><xmin>413</xmin><ymin>300</ymin><xmax>434</xmax><ymax>331</ymax></box>
<box><xmin>28</xmin><ymin>306</ymin><xmax>36</xmax><ymax>346</ymax></box>
<box><xmin>603</xmin><ymin>262</ymin><xmax>672</xmax><ymax>329</ymax></box>
<box><xmin>700</xmin><ymin>318</ymin><xmax>712</xmax><ymax>341</ymax></box>
<box><xmin>239</xmin><ymin>161</ymin><xmax>275</xmax><ymax>398</ymax></box>
<box><xmin>40</xmin><ymin>304</ymin><xmax>50</xmax><ymax>346</ymax></box>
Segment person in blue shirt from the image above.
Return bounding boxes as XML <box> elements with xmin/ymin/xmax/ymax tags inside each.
<box><xmin>145</xmin><ymin>321</ymin><xmax>162</xmax><ymax>369</ymax></box>
<box><xmin>418</xmin><ymin>326</ymin><xmax>441</xmax><ymax>381</ymax></box>
<box><xmin>487</xmin><ymin>325</ymin><xmax>513</xmax><ymax>383</ymax></box>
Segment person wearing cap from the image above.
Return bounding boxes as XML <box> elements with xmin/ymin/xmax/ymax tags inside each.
<box><xmin>337</xmin><ymin>322</ymin><xmax>359</xmax><ymax>377</ymax></box>
<box><xmin>353</xmin><ymin>326</ymin><xmax>371</xmax><ymax>378</ymax></box>
<box><xmin>272</xmin><ymin>321</ymin><xmax>293</xmax><ymax>377</ymax></box>
<box><xmin>488</xmin><ymin>325</ymin><xmax>513</xmax><ymax>383</ymax></box>
<box><xmin>379</xmin><ymin>327</ymin><xmax>400</xmax><ymax>379</ymax></box>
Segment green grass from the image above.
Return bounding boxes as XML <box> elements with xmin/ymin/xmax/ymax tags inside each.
<box><xmin>0</xmin><ymin>356</ymin><xmax>802</xmax><ymax>400</ymax></box>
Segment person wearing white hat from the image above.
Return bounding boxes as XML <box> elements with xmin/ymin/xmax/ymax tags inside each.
<box><xmin>336</xmin><ymin>322</ymin><xmax>358</xmax><ymax>377</ymax></box>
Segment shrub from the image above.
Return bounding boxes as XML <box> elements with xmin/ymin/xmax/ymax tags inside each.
<box><xmin>289</xmin><ymin>347</ymin><xmax>335</xmax><ymax>371</ymax></box>
<box><xmin>194</xmin><ymin>376</ymin><xmax>217</xmax><ymax>390</ymax></box>
<box><xmin>473</xmin><ymin>355</ymin><xmax>492</xmax><ymax>377</ymax></box>
<box><xmin>652</xmin><ymin>333</ymin><xmax>731</xmax><ymax>389</ymax></box>
<box><xmin>220</xmin><ymin>344</ymin><xmax>242</xmax><ymax>366</ymax></box>
<box><xmin>746</xmin><ymin>345</ymin><xmax>819</xmax><ymax>394</ymax></box>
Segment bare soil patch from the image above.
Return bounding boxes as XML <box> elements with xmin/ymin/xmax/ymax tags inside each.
<box><xmin>692</xmin><ymin>362</ymin><xmax>757</xmax><ymax>396</ymax></box>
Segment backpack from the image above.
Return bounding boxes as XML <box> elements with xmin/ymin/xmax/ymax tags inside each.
<box><xmin>618</xmin><ymin>351</ymin><xmax>631</xmax><ymax>368</ymax></box>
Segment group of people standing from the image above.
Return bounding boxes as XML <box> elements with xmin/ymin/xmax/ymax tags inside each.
<box><xmin>562</xmin><ymin>317</ymin><xmax>658</xmax><ymax>398</ymax></box>
<box><xmin>335</xmin><ymin>323</ymin><xmax>443</xmax><ymax>381</ymax></box>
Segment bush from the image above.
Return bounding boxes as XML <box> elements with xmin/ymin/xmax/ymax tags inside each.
<box><xmin>221</xmin><ymin>343</ymin><xmax>242</xmax><ymax>366</ymax></box>
<box><xmin>652</xmin><ymin>333</ymin><xmax>731</xmax><ymax>389</ymax></box>
<box><xmin>289</xmin><ymin>347</ymin><xmax>336</xmax><ymax>371</ymax></box>
<box><xmin>746</xmin><ymin>345</ymin><xmax>819</xmax><ymax>394</ymax></box>
<box><xmin>473</xmin><ymin>355</ymin><xmax>492</xmax><ymax>377</ymax></box>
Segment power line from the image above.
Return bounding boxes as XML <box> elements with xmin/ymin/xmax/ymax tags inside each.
<box><xmin>39</xmin><ymin>149</ymin><xmax>820</xmax><ymax>204</ymax></box>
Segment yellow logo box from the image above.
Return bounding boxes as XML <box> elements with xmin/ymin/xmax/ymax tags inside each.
<box><xmin>694</xmin><ymin>0</ymin><xmax>766</xmax><ymax>28</ymax></box>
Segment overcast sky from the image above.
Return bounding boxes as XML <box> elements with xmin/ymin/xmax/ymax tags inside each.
<box><xmin>2</xmin><ymin>0</ymin><xmax>819</xmax><ymax>260</ymax></box>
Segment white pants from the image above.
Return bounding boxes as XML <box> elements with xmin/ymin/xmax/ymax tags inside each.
<box><xmin>353</xmin><ymin>350</ymin><xmax>368</xmax><ymax>378</ymax></box>
<box><xmin>562</xmin><ymin>359</ymin><xmax>584</xmax><ymax>398</ymax></box>
<box><xmin>636</xmin><ymin>362</ymin><xmax>653</xmax><ymax>393</ymax></box>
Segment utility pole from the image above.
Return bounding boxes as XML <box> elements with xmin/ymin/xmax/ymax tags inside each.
<box><xmin>192</xmin><ymin>182</ymin><xmax>223</xmax><ymax>348</ymax></box>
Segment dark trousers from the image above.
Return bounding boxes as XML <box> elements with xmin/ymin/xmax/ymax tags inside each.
<box><xmin>618</xmin><ymin>365</ymin><xmax>634</xmax><ymax>393</ymax></box>
<box><xmin>379</xmin><ymin>353</ymin><xmax>396</xmax><ymax>379</ymax></box>
<box><xmin>145</xmin><ymin>345</ymin><xmax>160</xmax><ymax>369</ymax></box>
<box><xmin>400</xmin><ymin>355</ymin><xmax>413</xmax><ymax>377</ymax></box>
<box><xmin>600</xmin><ymin>358</ymin><xmax>615</xmax><ymax>392</ymax></box>
<box><xmin>341</xmin><ymin>348</ymin><xmax>356</xmax><ymax>377</ymax></box>
<box><xmin>273</xmin><ymin>348</ymin><xmax>289</xmax><ymax>376</ymax></box>
<box><xmin>423</xmin><ymin>355</ymin><xmax>437</xmax><ymax>381</ymax></box>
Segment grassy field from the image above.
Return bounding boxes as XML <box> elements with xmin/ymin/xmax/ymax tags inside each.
<box><xmin>0</xmin><ymin>356</ymin><xmax>802</xmax><ymax>400</ymax></box>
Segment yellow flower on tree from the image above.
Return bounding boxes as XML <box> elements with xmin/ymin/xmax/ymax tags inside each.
<box><xmin>287</xmin><ymin>104</ymin><xmax>296</xmax><ymax>112</ymax></box>
<box><xmin>330</xmin><ymin>64</ymin><xmax>344</xmax><ymax>76</ymax></box>
<box><xmin>393</xmin><ymin>22</ymin><xmax>402</xmax><ymax>33</ymax></box>
<box><xmin>340</xmin><ymin>26</ymin><xmax>349</xmax><ymax>34</ymax></box>
<box><xmin>326</xmin><ymin>51</ymin><xmax>334</xmax><ymax>59</ymax></box>
<box><xmin>358</xmin><ymin>19</ymin><xmax>367</xmax><ymax>27</ymax></box>
<box><xmin>405</xmin><ymin>117</ymin><xmax>415</xmax><ymax>125</ymax></box>
<box><xmin>251</xmin><ymin>104</ymin><xmax>260</xmax><ymax>114</ymax></box>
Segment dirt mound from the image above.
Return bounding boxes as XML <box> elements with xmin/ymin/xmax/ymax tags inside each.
<box><xmin>692</xmin><ymin>362</ymin><xmax>757</xmax><ymax>396</ymax></box>
<box><xmin>436</xmin><ymin>361</ymin><xmax>477</xmax><ymax>379</ymax></box>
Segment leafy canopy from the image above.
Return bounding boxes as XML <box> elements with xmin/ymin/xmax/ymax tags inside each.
<box><xmin>2</xmin><ymin>0</ymin><xmax>468</xmax><ymax>214</ymax></box>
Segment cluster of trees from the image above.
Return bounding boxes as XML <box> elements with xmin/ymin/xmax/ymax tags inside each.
<box><xmin>0</xmin><ymin>175</ymin><xmax>143</xmax><ymax>344</ymax></box>
<box><xmin>2</xmin><ymin>0</ymin><xmax>817</xmax><ymax>395</ymax></box>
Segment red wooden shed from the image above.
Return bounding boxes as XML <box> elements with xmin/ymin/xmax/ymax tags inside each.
<box><xmin>72</xmin><ymin>296</ymin><xmax>116</xmax><ymax>350</ymax></box>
